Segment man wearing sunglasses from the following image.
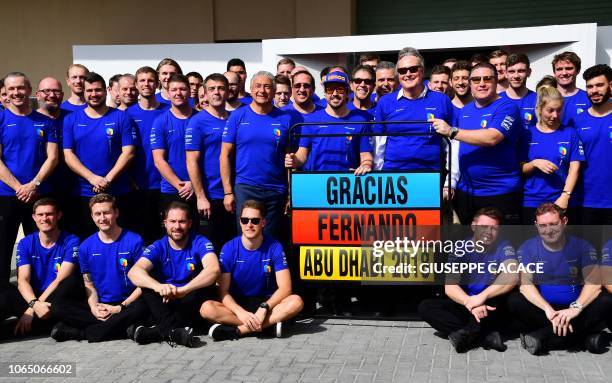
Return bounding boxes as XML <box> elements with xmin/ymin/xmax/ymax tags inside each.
<box><xmin>432</xmin><ymin>62</ymin><xmax>522</xmax><ymax>225</ymax></box>
<box><xmin>373</xmin><ymin>47</ymin><xmax>454</xmax><ymax>171</ymax></box>
<box><xmin>508</xmin><ymin>203</ymin><xmax>611</xmax><ymax>355</ymax></box>
<box><xmin>201</xmin><ymin>199</ymin><xmax>303</xmax><ymax>340</ymax></box>
<box><xmin>282</xmin><ymin>70</ymin><xmax>322</xmax><ymax>122</ymax></box>
<box><xmin>349</xmin><ymin>65</ymin><xmax>376</xmax><ymax>116</ymax></box>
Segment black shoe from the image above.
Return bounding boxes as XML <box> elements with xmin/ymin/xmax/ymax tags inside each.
<box><xmin>133</xmin><ymin>325</ymin><xmax>163</xmax><ymax>345</ymax></box>
<box><xmin>50</xmin><ymin>322</ymin><xmax>83</xmax><ymax>342</ymax></box>
<box><xmin>481</xmin><ymin>331</ymin><xmax>507</xmax><ymax>352</ymax></box>
<box><xmin>208</xmin><ymin>324</ymin><xmax>239</xmax><ymax>341</ymax></box>
<box><xmin>126</xmin><ymin>324</ymin><xmax>137</xmax><ymax>340</ymax></box>
<box><xmin>168</xmin><ymin>327</ymin><xmax>194</xmax><ymax>348</ymax></box>
<box><xmin>522</xmin><ymin>333</ymin><xmax>546</xmax><ymax>355</ymax></box>
<box><xmin>448</xmin><ymin>329</ymin><xmax>478</xmax><ymax>353</ymax></box>
<box><xmin>585</xmin><ymin>332</ymin><xmax>607</xmax><ymax>354</ymax></box>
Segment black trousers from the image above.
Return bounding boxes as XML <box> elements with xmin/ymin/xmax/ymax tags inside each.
<box><xmin>581</xmin><ymin>207</ymin><xmax>612</xmax><ymax>225</ymax></box>
<box><xmin>70</xmin><ymin>195</ymin><xmax>131</xmax><ymax>240</ymax></box>
<box><xmin>507</xmin><ymin>291</ymin><xmax>612</xmax><ymax>344</ymax></box>
<box><xmin>127</xmin><ymin>189</ymin><xmax>163</xmax><ymax>245</ymax></box>
<box><xmin>455</xmin><ymin>190</ymin><xmax>521</xmax><ymax>225</ymax></box>
<box><xmin>49</xmin><ymin>273</ymin><xmax>148</xmax><ymax>342</ymax></box>
<box><xmin>418</xmin><ymin>296</ymin><xmax>508</xmax><ymax>336</ymax></box>
<box><xmin>198</xmin><ymin>199</ymin><xmax>236</xmax><ymax>252</ymax></box>
<box><xmin>140</xmin><ymin>287</ymin><xmax>211</xmax><ymax>336</ymax></box>
<box><xmin>0</xmin><ymin>196</ymin><xmax>37</xmax><ymax>283</ymax></box>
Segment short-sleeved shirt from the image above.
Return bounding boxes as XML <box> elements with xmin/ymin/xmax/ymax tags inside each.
<box><xmin>448</xmin><ymin>239</ymin><xmax>516</xmax><ymax>296</ymax></box>
<box><xmin>519</xmin><ymin>125</ymin><xmax>585</xmax><ymax>207</ymax></box>
<box><xmin>185</xmin><ymin>109</ymin><xmax>228</xmax><ymax>200</ymax></box>
<box><xmin>126</xmin><ymin>103</ymin><xmax>169</xmax><ymax>190</ymax></box>
<box><xmin>500</xmin><ymin>90</ymin><xmax>537</xmax><ymax>130</ymax></box>
<box><xmin>62</xmin><ymin>108</ymin><xmax>136</xmax><ymax>196</ymax></box>
<box><xmin>457</xmin><ymin>97</ymin><xmax>522</xmax><ymax>196</ymax></box>
<box><xmin>222</xmin><ymin>106</ymin><xmax>296</xmax><ymax>194</ymax></box>
<box><xmin>561</xmin><ymin>89</ymin><xmax>590</xmax><ymax>128</ymax></box>
<box><xmin>602</xmin><ymin>239</ymin><xmax>612</xmax><ymax>267</ymax></box>
<box><xmin>518</xmin><ymin>236</ymin><xmax>597</xmax><ymax>305</ymax></box>
<box><xmin>299</xmin><ymin>109</ymin><xmax>373</xmax><ymax>171</ymax></box>
<box><xmin>347</xmin><ymin>102</ymin><xmax>375</xmax><ymax>121</ymax></box>
<box><xmin>60</xmin><ymin>100</ymin><xmax>86</xmax><ymax>113</ymax></box>
<box><xmin>141</xmin><ymin>234</ymin><xmax>215</xmax><ymax>287</ymax></box>
<box><xmin>238</xmin><ymin>93</ymin><xmax>253</xmax><ymax>105</ymax></box>
<box><xmin>16</xmin><ymin>231</ymin><xmax>79</xmax><ymax>294</ymax></box>
<box><xmin>575</xmin><ymin>111</ymin><xmax>612</xmax><ymax>208</ymax></box>
<box><xmin>373</xmin><ymin>88</ymin><xmax>454</xmax><ymax>171</ymax></box>
<box><xmin>47</xmin><ymin>111</ymin><xmax>79</xmax><ymax>195</ymax></box>
<box><xmin>150</xmin><ymin>109</ymin><xmax>197</xmax><ymax>194</ymax></box>
<box><xmin>78</xmin><ymin>230</ymin><xmax>143</xmax><ymax>303</ymax></box>
<box><xmin>0</xmin><ymin>109</ymin><xmax>57</xmax><ymax>196</ymax></box>
<box><xmin>219</xmin><ymin>236</ymin><xmax>288</xmax><ymax>298</ymax></box>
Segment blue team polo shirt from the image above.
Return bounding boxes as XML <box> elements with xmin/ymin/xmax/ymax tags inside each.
<box><xmin>519</xmin><ymin>125</ymin><xmax>584</xmax><ymax>207</ymax></box>
<box><xmin>60</xmin><ymin>100</ymin><xmax>86</xmax><ymax>113</ymax></box>
<box><xmin>222</xmin><ymin>106</ymin><xmax>296</xmax><ymax>194</ymax></box>
<box><xmin>184</xmin><ymin>109</ymin><xmax>228</xmax><ymax>200</ymax></box>
<box><xmin>150</xmin><ymin>109</ymin><xmax>197</xmax><ymax>195</ymax></box>
<box><xmin>219</xmin><ymin>235</ymin><xmax>288</xmax><ymax>298</ymax></box>
<box><xmin>155</xmin><ymin>93</ymin><xmax>195</xmax><ymax>108</ymax></box>
<box><xmin>518</xmin><ymin>235</ymin><xmax>597</xmax><ymax>305</ymax></box>
<box><xmin>457</xmin><ymin>97</ymin><xmax>522</xmax><ymax>196</ymax></box>
<box><xmin>141</xmin><ymin>234</ymin><xmax>215</xmax><ymax>287</ymax></box>
<box><xmin>16</xmin><ymin>231</ymin><xmax>80</xmax><ymax>294</ymax></box>
<box><xmin>238</xmin><ymin>93</ymin><xmax>253</xmax><ymax>105</ymax></box>
<box><xmin>299</xmin><ymin>109</ymin><xmax>373</xmax><ymax>171</ymax></box>
<box><xmin>373</xmin><ymin>88</ymin><xmax>454</xmax><ymax>171</ymax></box>
<box><xmin>561</xmin><ymin>89</ymin><xmax>590</xmax><ymax>128</ymax></box>
<box><xmin>62</xmin><ymin>108</ymin><xmax>136</xmax><ymax>197</ymax></box>
<box><xmin>500</xmin><ymin>90</ymin><xmax>537</xmax><ymax>130</ymax></box>
<box><xmin>0</xmin><ymin>109</ymin><xmax>57</xmax><ymax>196</ymax></box>
<box><xmin>126</xmin><ymin>103</ymin><xmax>169</xmax><ymax>191</ymax></box>
<box><xmin>78</xmin><ymin>230</ymin><xmax>143</xmax><ymax>303</ymax></box>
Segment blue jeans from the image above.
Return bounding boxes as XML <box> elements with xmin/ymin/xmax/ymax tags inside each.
<box><xmin>234</xmin><ymin>183</ymin><xmax>286</xmax><ymax>240</ymax></box>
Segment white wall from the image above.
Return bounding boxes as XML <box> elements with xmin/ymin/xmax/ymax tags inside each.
<box><xmin>597</xmin><ymin>26</ymin><xmax>612</xmax><ymax>66</ymax></box>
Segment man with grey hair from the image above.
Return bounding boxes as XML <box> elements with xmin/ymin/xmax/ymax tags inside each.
<box><xmin>220</xmin><ymin>71</ymin><xmax>297</xmax><ymax>238</ymax></box>
<box><xmin>374</xmin><ymin>61</ymin><xmax>398</xmax><ymax>102</ymax></box>
<box><xmin>117</xmin><ymin>74</ymin><xmax>138</xmax><ymax>111</ymax></box>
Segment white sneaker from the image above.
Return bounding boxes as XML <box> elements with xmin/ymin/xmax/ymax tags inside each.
<box><xmin>275</xmin><ymin>322</ymin><xmax>283</xmax><ymax>338</ymax></box>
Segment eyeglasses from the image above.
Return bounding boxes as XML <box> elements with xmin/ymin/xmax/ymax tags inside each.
<box><xmin>38</xmin><ymin>89</ymin><xmax>63</xmax><ymax>95</ymax></box>
<box><xmin>470</xmin><ymin>76</ymin><xmax>495</xmax><ymax>84</ymax></box>
<box><xmin>240</xmin><ymin>217</ymin><xmax>261</xmax><ymax>225</ymax></box>
<box><xmin>292</xmin><ymin>83</ymin><xmax>312</xmax><ymax>89</ymax></box>
<box><xmin>324</xmin><ymin>86</ymin><xmax>347</xmax><ymax>95</ymax></box>
<box><xmin>534</xmin><ymin>221</ymin><xmax>563</xmax><ymax>230</ymax></box>
<box><xmin>352</xmin><ymin>78</ymin><xmax>374</xmax><ymax>85</ymax></box>
<box><xmin>397</xmin><ymin>66</ymin><xmax>421</xmax><ymax>75</ymax></box>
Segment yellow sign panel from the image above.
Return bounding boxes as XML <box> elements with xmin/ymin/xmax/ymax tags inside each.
<box><xmin>300</xmin><ymin>246</ymin><xmax>436</xmax><ymax>282</ymax></box>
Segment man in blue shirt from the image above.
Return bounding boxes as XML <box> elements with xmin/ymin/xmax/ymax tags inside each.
<box><xmin>128</xmin><ymin>201</ymin><xmax>220</xmax><ymax>347</ymax></box>
<box><xmin>418</xmin><ymin>207</ymin><xmax>518</xmax><ymax>353</ymax></box>
<box><xmin>227</xmin><ymin>58</ymin><xmax>252</xmax><ymax>104</ymax></box>
<box><xmin>62</xmin><ymin>72</ymin><xmax>136</xmax><ymax>240</ymax></box>
<box><xmin>0</xmin><ymin>198</ymin><xmax>78</xmax><ymax>336</ymax></box>
<box><xmin>281</xmin><ymin>70</ymin><xmax>322</xmax><ymax>123</ymax></box>
<box><xmin>553</xmin><ymin>52</ymin><xmax>590</xmax><ymax>128</ymax></box>
<box><xmin>223</xmin><ymin>71</ymin><xmax>244</xmax><ymax>112</ymax></box>
<box><xmin>500</xmin><ymin>53</ymin><xmax>537</xmax><ymax>130</ymax></box>
<box><xmin>155</xmin><ymin>58</ymin><xmax>183</xmax><ymax>107</ymax></box>
<box><xmin>508</xmin><ymin>203</ymin><xmax>611</xmax><ymax>354</ymax></box>
<box><xmin>0</xmin><ymin>72</ymin><xmax>59</xmax><ymax>283</ymax></box>
<box><xmin>220</xmin><ymin>71</ymin><xmax>297</xmax><ymax>239</ymax></box>
<box><xmin>432</xmin><ymin>62</ymin><xmax>523</xmax><ymax>224</ymax></box>
<box><xmin>126</xmin><ymin>66</ymin><xmax>168</xmax><ymax>243</ymax></box>
<box><xmin>373</xmin><ymin>61</ymin><xmax>398</xmax><ymax>103</ymax></box>
<box><xmin>48</xmin><ymin>194</ymin><xmax>148</xmax><ymax>343</ymax></box>
<box><xmin>201</xmin><ymin>200</ymin><xmax>303</xmax><ymax>340</ymax></box>
<box><xmin>575</xmin><ymin>64</ymin><xmax>612</xmax><ymax>225</ymax></box>
<box><xmin>186</xmin><ymin>73</ymin><xmax>236</xmax><ymax>251</ymax></box>
<box><xmin>349</xmin><ymin>65</ymin><xmax>376</xmax><ymax>115</ymax></box>
<box><xmin>61</xmin><ymin>64</ymin><xmax>89</xmax><ymax>113</ymax></box>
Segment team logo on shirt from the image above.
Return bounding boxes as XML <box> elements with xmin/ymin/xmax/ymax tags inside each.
<box><xmin>273</xmin><ymin>128</ymin><xmax>281</xmax><ymax>137</ymax></box>
<box><xmin>577</xmin><ymin>108</ymin><xmax>584</xmax><ymax>114</ymax></box>
<box><xmin>346</xmin><ymin>135</ymin><xmax>353</xmax><ymax>143</ymax></box>
<box><xmin>106</xmin><ymin>128</ymin><xmax>114</xmax><ymax>137</ymax></box>
<box><xmin>263</xmin><ymin>264</ymin><xmax>271</xmax><ymax>273</ymax></box>
<box><xmin>426</xmin><ymin>113</ymin><xmax>435</xmax><ymax>121</ymax></box>
<box><xmin>54</xmin><ymin>263</ymin><xmax>61</xmax><ymax>273</ymax></box>
<box><xmin>187</xmin><ymin>263</ymin><xmax>195</xmax><ymax>272</ymax></box>
<box><xmin>480</xmin><ymin>119</ymin><xmax>488</xmax><ymax>128</ymax></box>
<box><xmin>558</xmin><ymin>146</ymin><xmax>568</xmax><ymax>156</ymax></box>
<box><xmin>523</xmin><ymin>112</ymin><xmax>532</xmax><ymax>122</ymax></box>
<box><xmin>36</xmin><ymin>128</ymin><xmax>44</xmax><ymax>137</ymax></box>
<box><xmin>119</xmin><ymin>258</ymin><xmax>128</xmax><ymax>268</ymax></box>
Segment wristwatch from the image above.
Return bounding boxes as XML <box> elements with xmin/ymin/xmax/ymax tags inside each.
<box><xmin>562</xmin><ymin>190</ymin><xmax>571</xmax><ymax>196</ymax></box>
<box><xmin>449</xmin><ymin>127</ymin><xmax>459</xmax><ymax>140</ymax></box>
<box><xmin>259</xmin><ymin>302</ymin><xmax>270</xmax><ymax>311</ymax></box>
<box><xmin>569</xmin><ymin>301</ymin><xmax>583</xmax><ymax>311</ymax></box>
<box><xmin>28</xmin><ymin>298</ymin><xmax>39</xmax><ymax>308</ymax></box>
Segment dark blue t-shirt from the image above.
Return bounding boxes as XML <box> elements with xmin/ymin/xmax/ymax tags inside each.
<box><xmin>519</xmin><ymin>125</ymin><xmax>584</xmax><ymax>207</ymax></box>
<box><xmin>222</xmin><ymin>106</ymin><xmax>296</xmax><ymax>193</ymax></box>
<box><xmin>150</xmin><ymin>109</ymin><xmax>197</xmax><ymax>194</ymax></box>
<box><xmin>575</xmin><ymin>111</ymin><xmax>612</xmax><ymax>208</ymax></box>
<box><xmin>518</xmin><ymin>235</ymin><xmax>597</xmax><ymax>305</ymax></box>
<box><xmin>457</xmin><ymin>97</ymin><xmax>522</xmax><ymax>196</ymax></box>
<box><xmin>16</xmin><ymin>231</ymin><xmax>79</xmax><ymax>294</ymax></box>
<box><xmin>60</xmin><ymin>100</ymin><xmax>87</xmax><ymax>113</ymax></box>
<box><xmin>141</xmin><ymin>234</ymin><xmax>215</xmax><ymax>287</ymax></box>
<box><xmin>0</xmin><ymin>109</ymin><xmax>57</xmax><ymax>196</ymax></box>
<box><xmin>47</xmin><ymin>111</ymin><xmax>79</xmax><ymax>196</ymax></box>
<box><xmin>373</xmin><ymin>89</ymin><xmax>454</xmax><ymax>171</ymax></box>
<box><xmin>500</xmin><ymin>90</ymin><xmax>537</xmax><ymax>130</ymax></box>
<box><xmin>300</xmin><ymin>109</ymin><xmax>373</xmax><ymax>171</ymax></box>
<box><xmin>219</xmin><ymin>236</ymin><xmax>288</xmax><ymax>298</ymax></box>
<box><xmin>126</xmin><ymin>103</ymin><xmax>169</xmax><ymax>190</ymax></box>
<box><xmin>78</xmin><ymin>230</ymin><xmax>143</xmax><ymax>303</ymax></box>
<box><xmin>347</xmin><ymin>101</ymin><xmax>375</xmax><ymax>121</ymax></box>
<box><xmin>62</xmin><ymin>108</ymin><xmax>136</xmax><ymax>197</ymax></box>
<box><xmin>561</xmin><ymin>89</ymin><xmax>590</xmax><ymax>128</ymax></box>
<box><xmin>184</xmin><ymin>109</ymin><xmax>228</xmax><ymax>200</ymax></box>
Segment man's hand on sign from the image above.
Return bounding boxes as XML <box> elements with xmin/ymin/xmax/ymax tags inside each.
<box><xmin>431</xmin><ymin>118</ymin><xmax>452</xmax><ymax>137</ymax></box>
<box><xmin>285</xmin><ymin>153</ymin><xmax>298</xmax><ymax>169</ymax></box>
<box><xmin>443</xmin><ymin>187</ymin><xmax>455</xmax><ymax>201</ymax></box>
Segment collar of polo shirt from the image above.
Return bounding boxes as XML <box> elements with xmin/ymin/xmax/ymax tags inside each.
<box><xmin>397</xmin><ymin>86</ymin><xmax>428</xmax><ymax>100</ymax></box>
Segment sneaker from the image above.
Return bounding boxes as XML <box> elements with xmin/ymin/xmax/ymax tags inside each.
<box><xmin>168</xmin><ymin>327</ymin><xmax>194</xmax><ymax>348</ymax></box>
<box><xmin>275</xmin><ymin>322</ymin><xmax>283</xmax><ymax>338</ymax></box>
<box><xmin>126</xmin><ymin>324</ymin><xmax>137</xmax><ymax>340</ymax></box>
<box><xmin>522</xmin><ymin>333</ymin><xmax>546</xmax><ymax>355</ymax></box>
<box><xmin>133</xmin><ymin>325</ymin><xmax>163</xmax><ymax>345</ymax></box>
<box><xmin>585</xmin><ymin>332</ymin><xmax>607</xmax><ymax>354</ymax></box>
<box><xmin>50</xmin><ymin>322</ymin><xmax>83</xmax><ymax>342</ymax></box>
<box><xmin>448</xmin><ymin>329</ymin><xmax>478</xmax><ymax>353</ymax></box>
<box><xmin>481</xmin><ymin>331</ymin><xmax>507</xmax><ymax>352</ymax></box>
<box><xmin>208</xmin><ymin>324</ymin><xmax>239</xmax><ymax>341</ymax></box>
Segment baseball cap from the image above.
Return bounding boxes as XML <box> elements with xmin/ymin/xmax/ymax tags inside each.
<box><xmin>323</xmin><ymin>71</ymin><xmax>349</xmax><ymax>87</ymax></box>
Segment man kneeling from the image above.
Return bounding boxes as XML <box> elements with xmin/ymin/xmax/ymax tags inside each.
<box><xmin>200</xmin><ymin>200</ymin><xmax>303</xmax><ymax>340</ymax></box>
<box><xmin>128</xmin><ymin>201</ymin><xmax>219</xmax><ymax>347</ymax></box>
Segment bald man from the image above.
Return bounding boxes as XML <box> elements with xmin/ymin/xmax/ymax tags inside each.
<box><xmin>223</xmin><ymin>71</ymin><xmax>243</xmax><ymax>111</ymax></box>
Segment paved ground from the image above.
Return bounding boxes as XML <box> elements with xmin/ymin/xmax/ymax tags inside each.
<box><xmin>0</xmin><ymin>318</ymin><xmax>611</xmax><ymax>383</ymax></box>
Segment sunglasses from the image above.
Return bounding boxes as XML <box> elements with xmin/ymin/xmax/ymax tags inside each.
<box><xmin>324</xmin><ymin>86</ymin><xmax>347</xmax><ymax>95</ymax></box>
<box><xmin>352</xmin><ymin>78</ymin><xmax>374</xmax><ymax>85</ymax></box>
<box><xmin>397</xmin><ymin>65</ymin><xmax>421</xmax><ymax>75</ymax></box>
<box><xmin>470</xmin><ymin>76</ymin><xmax>495</xmax><ymax>84</ymax></box>
<box><xmin>240</xmin><ymin>217</ymin><xmax>261</xmax><ymax>225</ymax></box>
<box><xmin>292</xmin><ymin>82</ymin><xmax>312</xmax><ymax>89</ymax></box>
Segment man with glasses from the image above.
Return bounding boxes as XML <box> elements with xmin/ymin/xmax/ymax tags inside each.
<box><xmin>432</xmin><ymin>63</ymin><xmax>522</xmax><ymax>224</ymax></box>
<box><xmin>508</xmin><ymin>203</ymin><xmax>611</xmax><ymax>354</ymax></box>
<box><xmin>200</xmin><ymin>199</ymin><xmax>303</xmax><ymax>341</ymax></box>
<box><xmin>223</xmin><ymin>71</ymin><xmax>243</xmax><ymax>112</ymax></box>
<box><xmin>282</xmin><ymin>70</ymin><xmax>321</xmax><ymax>123</ymax></box>
<box><xmin>349</xmin><ymin>65</ymin><xmax>376</xmax><ymax>117</ymax></box>
<box><xmin>373</xmin><ymin>47</ymin><xmax>454</xmax><ymax>171</ymax></box>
